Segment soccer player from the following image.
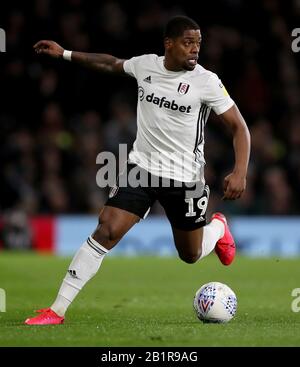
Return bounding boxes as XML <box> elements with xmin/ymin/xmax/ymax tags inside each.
<box><xmin>25</xmin><ymin>16</ymin><xmax>250</xmax><ymax>325</ymax></box>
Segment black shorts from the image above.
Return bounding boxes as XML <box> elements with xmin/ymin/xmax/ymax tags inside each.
<box><xmin>106</xmin><ymin>163</ymin><xmax>210</xmax><ymax>231</ymax></box>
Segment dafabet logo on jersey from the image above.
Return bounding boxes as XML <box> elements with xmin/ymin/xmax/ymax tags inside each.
<box><xmin>138</xmin><ymin>87</ymin><xmax>192</xmax><ymax>113</ymax></box>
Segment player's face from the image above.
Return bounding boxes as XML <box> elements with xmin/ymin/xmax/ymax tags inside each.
<box><xmin>165</xmin><ymin>29</ymin><xmax>201</xmax><ymax>71</ymax></box>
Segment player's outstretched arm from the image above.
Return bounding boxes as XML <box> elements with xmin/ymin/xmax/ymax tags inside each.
<box><xmin>218</xmin><ymin>104</ymin><xmax>251</xmax><ymax>200</ymax></box>
<box><xmin>33</xmin><ymin>40</ymin><xmax>125</xmax><ymax>73</ymax></box>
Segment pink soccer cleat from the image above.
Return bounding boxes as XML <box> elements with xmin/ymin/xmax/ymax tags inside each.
<box><xmin>211</xmin><ymin>212</ymin><xmax>236</xmax><ymax>266</ymax></box>
<box><xmin>24</xmin><ymin>308</ymin><xmax>64</xmax><ymax>325</ymax></box>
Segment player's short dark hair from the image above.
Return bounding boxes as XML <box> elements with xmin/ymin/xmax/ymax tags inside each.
<box><xmin>164</xmin><ymin>16</ymin><xmax>200</xmax><ymax>39</ymax></box>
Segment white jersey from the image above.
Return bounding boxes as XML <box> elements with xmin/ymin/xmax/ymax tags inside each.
<box><xmin>123</xmin><ymin>54</ymin><xmax>234</xmax><ymax>183</ymax></box>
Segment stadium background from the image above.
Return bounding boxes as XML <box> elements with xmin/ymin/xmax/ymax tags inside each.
<box><xmin>0</xmin><ymin>0</ymin><xmax>300</xmax><ymax>256</ymax></box>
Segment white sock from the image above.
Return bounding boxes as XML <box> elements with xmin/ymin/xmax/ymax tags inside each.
<box><xmin>51</xmin><ymin>236</ymin><xmax>108</xmax><ymax>317</ymax></box>
<box><xmin>199</xmin><ymin>219</ymin><xmax>225</xmax><ymax>260</ymax></box>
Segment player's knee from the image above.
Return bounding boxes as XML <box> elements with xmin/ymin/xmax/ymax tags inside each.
<box><xmin>178</xmin><ymin>250</ymin><xmax>201</xmax><ymax>264</ymax></box>
<box><xmin>106</xmin><ymin>223</ymin><xmax>123</xmax><ymax>242</ymax></box>
<box><xmin>92</xmin><ymin>222</ymin><xmax>122</xmax><ymax>246</ymax></box>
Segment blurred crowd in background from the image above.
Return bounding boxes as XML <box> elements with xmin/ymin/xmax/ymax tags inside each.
<box><xmin>1</xmin><ymin>0</ymin><xmax>300</xmax><ymax>223</ymax></box>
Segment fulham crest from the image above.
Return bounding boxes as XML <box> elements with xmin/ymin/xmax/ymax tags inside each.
<box><xmin>178</xmin><ymin>82</ymin><xmax>190</xmax><ymax>95</ymax></box>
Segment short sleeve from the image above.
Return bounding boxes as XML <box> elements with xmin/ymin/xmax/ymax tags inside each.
<box><xmin>123</xmin><ymin>54</ymin><xmax>156</xmax><ymax>79</ymax></box>
<box><xmin>123</xmin><ymin>56</ymin><xmax>141</xmax><ymax>78</ymax></box>
<box><xmin>203</xmin><ymin>73</ymin><xmax>234</xmax><ymax>115</ymax></box>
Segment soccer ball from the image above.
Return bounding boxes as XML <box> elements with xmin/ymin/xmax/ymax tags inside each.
<box><xmin>193</xmin><ymin>281</ymin><xmax>237</xmax><ymax>323</ymax></box>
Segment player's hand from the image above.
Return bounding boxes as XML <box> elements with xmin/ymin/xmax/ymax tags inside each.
<box><xmin>222</xmin><ymin>172</ymin><xmax>246</xmax><ymax>200</ymax></box>
<box><xmin>33</xmin><ymin>40</ymin><xmax>64</xmax><ymax>58</ymax></box>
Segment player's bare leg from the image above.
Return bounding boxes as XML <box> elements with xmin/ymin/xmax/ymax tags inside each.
<box><xmin>172</xmin><ymin>213</ymin><xmax>235</xmax><ymax>265</ymax></box>
<box><xmin>90</xmin><ymin>206</ymin><xmax>140</xmax><ymax>249</ymax></box>
<box><xmin>25</xmin><ymin>206</ymin><xmax>139</xmax><ymax>325</ymax></box>
<box><xmin>172</xmin><ymin>227</ymin><xmax>204</xmax><ymax>263</ymax></box>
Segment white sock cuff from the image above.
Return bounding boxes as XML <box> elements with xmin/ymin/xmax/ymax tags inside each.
<box><xmin>210</xmin><ymin>219</ymin><xmax>225</xmax><ymax>238</ymax></box>
<box><xmin>86</xmin><ymin>236</ymin><xmax>109</xmax><ymax>255</ymax></box>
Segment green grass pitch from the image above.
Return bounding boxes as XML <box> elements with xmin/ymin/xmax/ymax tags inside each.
<box><xmin>0</xmin><ymin>252</ymin><xmax>300</xmax><ymax>346</ymax></box>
